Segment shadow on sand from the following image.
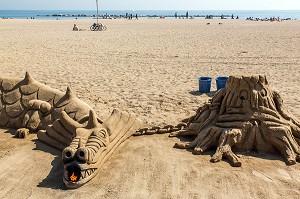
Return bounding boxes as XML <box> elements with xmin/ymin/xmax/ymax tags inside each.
<box><xmin>189</xmin><ymin>90</ymin><xmax>217</xmax><ymax>97</ymax></box>
<box><xmin>4</xmin><ymin>128</ymin><xmax>16</xmax><ymax>136</ymax></box>
<box><xmin>33</xmin><ymin>139</ymin><xmax>66</xmax><ymax>190</ymax></box>
<box><xmin>173</xmin><ymin>134</ymin><xmax>287</xmax><ymax>166</ymax></box>
<box><xmin>3</xmin><ymin>129</ymin><xmax>66</xmax><ymax>189</ymax></box>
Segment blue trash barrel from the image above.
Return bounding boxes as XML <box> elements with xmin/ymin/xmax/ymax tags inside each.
<box><xmin>216</xmin><ymin>76</ymin><xmax>228</xmax><ymax>90</ymax></box>
<box><xmin>199</xmin><ymin>77</ymin><xmax>212</xmax><ymax>93</ymax></box>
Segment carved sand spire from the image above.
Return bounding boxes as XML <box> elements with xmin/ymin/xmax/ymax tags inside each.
<box><xmin>173</xmin><ymin>75</ymin><xmax>300</xmax><ymax>166</ymax></box>
<box><xmin>23</xmin><ymin>71</ymin><xmax>35</xmax><ymax>84</ymax></box>
<box><xmin>86</xmin><ymin>110</ymin><xmax>101</xmax><ymax>128</ymax></box>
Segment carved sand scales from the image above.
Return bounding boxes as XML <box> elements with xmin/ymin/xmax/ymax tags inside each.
<box><xmin>171</xmin><ymin>75</ymin><xmax>300</xmax><ymax>166</ymax></box>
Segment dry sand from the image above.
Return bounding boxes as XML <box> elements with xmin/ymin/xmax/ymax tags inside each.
<box><xmin>0</xmin><ymin>18</ymin><xmax>300</xmax><ymax>198</ymax></box>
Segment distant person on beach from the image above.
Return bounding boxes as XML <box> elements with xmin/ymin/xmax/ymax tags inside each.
<box><xmin>231</xmin><ymin>14</ymin><xmax>234</xmax><ymax>19</ymax></box>
<box><xmin>175</xmin><ymin>12</ymin><xmax>178</xmax><ymax>19</ymax></box>
<box><xmin>236</xmin><ymin>16</ymin><xmax>239</xmax><ymax>19</ymax></box>
<box><xmin>73</xmin><ymin>24</ymin><xmax>78</xmax><ymax>31</ymax></box>
<box><xmin>125</xmin><ymin>13</ymin><xmax>128</xmax><ymax>19</ymax></box>
<box><xmin>186</xmin><ymin>11</ymin><xmax>189</xmax><ymax>19</ymax></box>
<box><xmin>136</xmin><ymin>14</ymin><xmax>138</xmax><ymax>20</ymax></box>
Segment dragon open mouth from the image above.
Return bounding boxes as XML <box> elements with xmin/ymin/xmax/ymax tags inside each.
<box><xmin>64</xmin><ymin>163</ymin><xmax>97</xmax><ymax>188</ymax></box>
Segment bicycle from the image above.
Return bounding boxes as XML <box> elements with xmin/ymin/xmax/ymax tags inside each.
<box><xmin>90</xmin><ymin>23</ymin><xmax>107</xmax><ymax>31</ymax></box>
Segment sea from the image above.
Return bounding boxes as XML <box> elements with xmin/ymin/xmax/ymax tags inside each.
<box><xmin>0</xmin><ymin>10</ymin><xmax>299</xmax><ymax>20</ymax></box>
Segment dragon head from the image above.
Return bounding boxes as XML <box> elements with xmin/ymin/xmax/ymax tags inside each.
<box><xmin>60</xmin><ymin>110</ymin><xmax>109</xmax><ymax>188</ymax></box>
<box><xmin>38</xmin><ymin>108</ymin><xmax>143</xmax><ymax>189</ymax></box>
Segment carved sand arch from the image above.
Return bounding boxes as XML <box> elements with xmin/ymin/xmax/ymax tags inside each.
<box><xmin>172</xmin><ymin>75</ymin><xmax>300</xmax><ymax>166</ymax></box>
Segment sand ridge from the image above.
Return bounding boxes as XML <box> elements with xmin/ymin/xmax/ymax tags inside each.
<box><xmin>0</xmin><ymin>18</ymin><xmax>300</xmax><ymax>198</ymax></box>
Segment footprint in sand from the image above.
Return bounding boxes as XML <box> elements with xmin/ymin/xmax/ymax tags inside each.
<box><xmin>252</xmin><ymin>171</ymin><xmax>273</xmax><ymax>182</ymax></box>
<box><xmin>277</xmin><ymin>169</ymin><xmax>292</xmax><ymax>180</ymax></box>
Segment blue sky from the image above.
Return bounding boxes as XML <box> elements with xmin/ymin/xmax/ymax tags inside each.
<box><xmin>0</xmin><ymin>0</ymin><xmax>300</xmax><ymax>10</ymax></box>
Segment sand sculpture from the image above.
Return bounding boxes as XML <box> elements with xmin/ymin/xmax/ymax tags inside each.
<box><xmin>1</xmin><ymin>73</ymin><xmax>300</xmax><ymax>188</ymax></box>
<box><xmin>0</xmin><ymin>72</ymin><xmax>143</xmax><ymax>188</ymax></box>
<box><xmin>171</xmin><ymin>75</ymin><xmax>300</xmax><ymax>166</ymax></box>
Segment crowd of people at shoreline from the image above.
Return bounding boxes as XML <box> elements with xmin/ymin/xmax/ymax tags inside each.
<box><xmin>125</xmin><ymin>13</ymin><xmax>138</xmax><ymax>20</ymax></box>
<box><xmin>246</xmin><ymin>16</ymin><xmax>292</xmax><ymax>22</ymax></box>
<box><xmin>1</xmin><ymin>13</ymin><xmax>297</xmax><ymax>21</ymax></box>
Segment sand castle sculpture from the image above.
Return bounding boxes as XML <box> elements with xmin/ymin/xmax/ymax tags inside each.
<box><xmin>0</xmin><ymin>72</ymin><xmax>143</xmax><ymax>188</ymax></box>
<box><xmin>1</xmin><ymin>73</ymin><xmax>300</xmax><ymax>188</ymax></box>
<box><xmin>170</xmin><ymin>75</ymin><xmax>300</xmax><ymax>166</ymax></box>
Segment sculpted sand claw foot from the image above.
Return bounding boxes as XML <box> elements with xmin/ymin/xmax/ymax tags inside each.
<box><xmin>210</xmin><ymin>129</ymin><xmax>242</xmax><ymax>166</ymax></box>
<box><xmin>268</xmin><ymin>126</ymin><xmax>300</xmax><ymax>165</ymax></box>
<box><xmin>172</xmin><ymin>75</ymin><xmax>300</xmax><ymax>166</ymax></box>
<box><xmin>15</xmin><ymin>128</ymin><xmax>29</xmax><ymax>138</ymax></box>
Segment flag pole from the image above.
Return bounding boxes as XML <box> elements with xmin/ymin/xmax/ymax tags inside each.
<box><xmin>96</xmin><ymin>0</ymin><xmax>99</xmax><ymax>24</ymax></box>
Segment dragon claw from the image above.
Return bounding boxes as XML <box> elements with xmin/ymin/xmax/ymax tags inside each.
<box><xmin>15</xmin><ymin>128</ymin><xmax>30</xmax><ymax>138</ymax></box>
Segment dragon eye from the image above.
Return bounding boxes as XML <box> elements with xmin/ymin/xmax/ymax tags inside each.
<box><xmin>240</xmin><ymin>89</ymin><xmax>248</xmax><ymax>100</ymax></box>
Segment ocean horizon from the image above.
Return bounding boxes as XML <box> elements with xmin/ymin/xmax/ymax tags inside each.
<box><xmin>0</xmin><ymin>10</ymin><xmax>299</xmax><ymax>20</ymax></box>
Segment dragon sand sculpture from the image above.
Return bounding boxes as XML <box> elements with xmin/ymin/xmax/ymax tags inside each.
<box><xmin>0</xmin><ymin>72</ymin><xmax>143</xmax><ymax>188</ymax></box>
<box><xmin>1</xmin><ymin>73</ymin><xmax>300</xmax><ymax>188</ymax></box>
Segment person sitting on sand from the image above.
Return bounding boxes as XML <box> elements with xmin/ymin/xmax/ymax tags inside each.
<box><xmin>73</xmin><ymin>24</ymin><xmax>78</xmax><ymax>31</ymax></box>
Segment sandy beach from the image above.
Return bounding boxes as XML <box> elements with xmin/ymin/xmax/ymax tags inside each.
<box><xmin>1</xmin><ymin>18</ymin><xmax>300</xmax><ymax>198</ymax></box>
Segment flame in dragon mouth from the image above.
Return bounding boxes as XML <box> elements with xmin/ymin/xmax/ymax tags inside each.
<box><xmin>70</xmin><ymin>172</ymin><xmax>77</xmax><ymax>182</ymax></box>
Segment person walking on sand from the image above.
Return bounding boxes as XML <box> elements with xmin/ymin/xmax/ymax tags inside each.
<box><xmin>136</xmin><ymin>14</ymin><xmax>138</xmax><ymax>20</ymax></box>
<box><xmin>186</xmin><ymin>11</ymin><xmax>188</xmax><ymax>19</ymax></box>
<box><xmin>175</xmin><ymin>12</ymin><xmax>178</xmax><ymax>19</ymax></box>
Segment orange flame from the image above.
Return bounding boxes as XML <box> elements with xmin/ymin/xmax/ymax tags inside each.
<box><xmin>70</xmin><ymin>172</ymin><xmax>77</xmax><ymax>182</ymax></box>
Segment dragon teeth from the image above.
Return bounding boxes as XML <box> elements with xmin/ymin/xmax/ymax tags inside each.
<box><xmin>79</xmin><ymin>169</ymin><xmax>95</xmax><ymax>179</ymax></box>
<box><xmin>81</xmin><ymin>171</ymin><xmax>86</xmax><ymax>179</ymax></box>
